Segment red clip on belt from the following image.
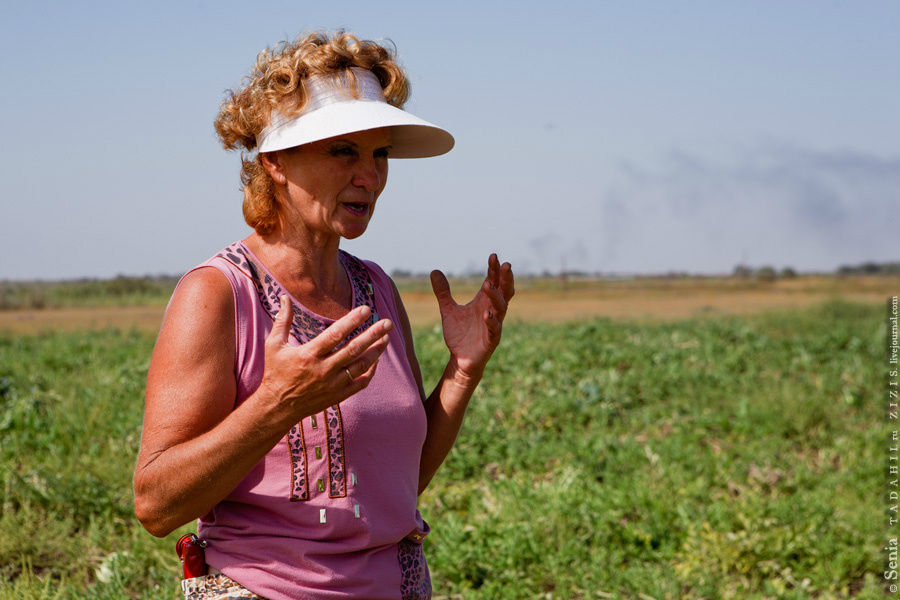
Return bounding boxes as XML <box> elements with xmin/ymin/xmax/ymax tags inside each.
<box><xmin>175</xmin><ymin>533</ymin><xmax>208</xmax><ymax>579</ymax></box>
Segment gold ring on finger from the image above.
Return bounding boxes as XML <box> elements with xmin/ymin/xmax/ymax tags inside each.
<box><xmin>344</xmin><ymin>368</ymin><xmax>354</xmax><ymax>385</ymax></box>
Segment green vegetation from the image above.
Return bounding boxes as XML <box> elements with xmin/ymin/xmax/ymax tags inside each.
<box><xmin>0</xmin><ymin>301</ymin><xmax>888</xmax><ymax>598</ymax></box>
<box><xmin>0</xmin><ymin>277</ymin><xmax>178</xmax><ymax>310</ymax></box>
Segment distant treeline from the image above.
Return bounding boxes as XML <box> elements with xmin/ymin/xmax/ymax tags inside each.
<box><xmin>1</xmin><ymin>261</ymin><xmax>898</xmax><ymax>310</ymax></box>
<box><xmin>0</xmin><ymin>275</ymin><xmax>179</xmax><ymax>310</ymax></box>
<box><xmin>394</xmin><ymin>261</ymin><xmax>900</xmax><ymax>281</ymax></box>
<box><xmin>835</xmin><ymin>261</ymin><xmax>900</xmax><ymax>275</ymax></box>
<box><xmin>730</xmin><ymin>261</ymin><xmax>899</xmax><ymax>280</ymax></box>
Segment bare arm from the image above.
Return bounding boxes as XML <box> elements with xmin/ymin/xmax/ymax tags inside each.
<box><xmin>418</xmin><ymin>359</ymin><xmax>483</xmax><ymax>493</ymax></box>
<box><xmin>133</xmin><ymin>267</ymin><xmax>393</xmax><ymax>537</ymax></box>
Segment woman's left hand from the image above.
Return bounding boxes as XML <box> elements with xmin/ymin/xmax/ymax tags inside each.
<box><xmin>430</xmin><ymin>254</ymin><xmax>515</xmax><ymax>380</ymax></box>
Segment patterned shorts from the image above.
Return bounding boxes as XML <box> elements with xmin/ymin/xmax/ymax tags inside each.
<box><xmin>181</xmin><ymin>571</ymin><xmax>265</xmax><ymax>600</ymax></box>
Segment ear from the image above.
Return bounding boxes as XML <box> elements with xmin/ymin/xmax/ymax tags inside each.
<box><xmin>260</xmin><ymin>151</ymin><xmax>287</xmax><ymax>185</ymax></box>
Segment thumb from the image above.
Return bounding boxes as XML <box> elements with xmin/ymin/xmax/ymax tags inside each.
<box><xmin>430</xmin><ymin>270</ymin><xmax>456</xmax><ymax>313</ymax></box>
<box><xmin>267</xmin><ymin>294</ymin><xmax>293</xmax><ymax>346</ymax></box>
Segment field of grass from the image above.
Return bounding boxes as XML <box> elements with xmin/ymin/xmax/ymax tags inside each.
<box><xmin>0</xmin><ymin>300</ymin><xmax>891</xmax><ymax>598</ymax></box>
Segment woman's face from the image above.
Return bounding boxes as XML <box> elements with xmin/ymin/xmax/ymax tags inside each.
<box><xmin>270</xmin><ymin>127</ymin><xmax>391</xmax><ymax>241</ymax></box>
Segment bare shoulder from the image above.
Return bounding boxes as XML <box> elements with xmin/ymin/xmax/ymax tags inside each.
<box><xmin>141</xmin><ymin>267</ymin><xmax>237</xmax><ymax>455</ymax></box>
<box><xmin>153</xmin><ymin>267</ymin><xmax>235</xmax><ymax>370</ymax></box>
<box><xmin>165</xmin><ymin>265</ymin><xmax>233</xmax><ymax>328</ymax></box>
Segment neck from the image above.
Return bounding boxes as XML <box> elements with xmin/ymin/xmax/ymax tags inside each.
<box><xmin>244</xmin><ymin>224</ymin><xmax>347</xmax><ymax>304</ymax></box>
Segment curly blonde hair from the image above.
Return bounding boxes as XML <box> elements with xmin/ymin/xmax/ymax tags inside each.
<box><xmin>214</xmin><ymin>31</ymin><xmax>411</xmax><ymax>235</ymax></box>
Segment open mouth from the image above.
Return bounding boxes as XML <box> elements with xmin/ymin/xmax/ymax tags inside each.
<box><xmin>342</xmin><ymin>202</ymin><xmax>369</xmax><ymax>216</ymax></box>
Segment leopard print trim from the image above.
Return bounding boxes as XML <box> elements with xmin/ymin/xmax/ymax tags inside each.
<box><xmin>325</xmin><ymin>405</ymin><xmax>347</xmax><ymax>497</ymax></box>
<box><xmin>341</xmin><ymin>250</ymin><xmax>377</xmax><ymax>322</ymax></box>
<box><xmin>287</xmin><ymin>424</ymin><xmax>309</xmax><ymax>501</ymax></box>
<box><xmin>181</xmin><ymin>572</ymin><xmax>265</xmax><ymax>599</ymax></box>
<box><xmin>218</xmin><ymin>243</ymin><xmax>322</xmax><ymax>344</ymax></box>
<box><xmin>398</xmin><ymin>539</ymin><xmax>432</xmax><ymax>600</ymax></box>
<box><xmin>216</xmin><ymin>243</ymin><xmax>376</xmax><ymax>502</ymax></box>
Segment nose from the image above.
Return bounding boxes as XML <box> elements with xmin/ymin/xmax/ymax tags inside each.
<box><xmin>352</xmin><ymin>156</ymin><xmax>384</xmax><ymax>192</ymax></box>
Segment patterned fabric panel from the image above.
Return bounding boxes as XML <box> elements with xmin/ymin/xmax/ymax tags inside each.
<box><xmin>216</xmin><ymin>243</ymin><xmax>377</xmax><ymax>503</ymax></box>
<box><xmin>341</xmin><ymin>250</ymin><xmax>377</xmax><ymax>322</ymax></box>
<box><xmin>325</xmin><ymin>405</ymin><xmax>346</xmax><ymax>497</ymax></box>
<box><xmin>182</xmin><ymin>572</ymin><xmax>265</xmax><ymax>599</ymax></box>
<box><xmin>398</xmin><ymin>539</ymin><xmax>432</xmax><ymax>600</ymax></box>
<box><xmin>287</xmin><ymin>425</ymin><xmax>308</xmax><ymax>501</ymax></box>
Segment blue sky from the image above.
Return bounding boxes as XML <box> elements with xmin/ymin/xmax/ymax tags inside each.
<box><xmin>1</xmin><ymin>1</ymin><xmax>898</xmax><ymax>279</ymax></box>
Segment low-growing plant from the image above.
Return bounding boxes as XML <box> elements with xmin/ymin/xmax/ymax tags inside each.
<box><xmin>0</xmin><ymin>301</ymin><xmax>888</xmax><ymax>599</ymax></box>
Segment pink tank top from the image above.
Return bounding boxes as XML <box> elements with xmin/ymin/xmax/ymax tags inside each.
<box><xmin>183</xmin><ymin>241</ymin><xmax>431</xmax><ymax>600</ymax></box>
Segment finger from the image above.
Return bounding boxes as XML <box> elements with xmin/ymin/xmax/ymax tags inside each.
<box><xmin>309</xmin><ymin>305</ymin><xmax>372</xmax><ymax>356</ymax></box>
<box><xmin>344</xmin><ymin>356</ymin><xmax>381</xmax><ymax>397</ymax></box>
<box><xmin>499</xmin><ymin>262</ymin><xmax>515</xmax><ymax>300</ymax></box>
<box><xmin>481</xmin><ymin>279</ymin><xmax>508</xmax><ymax>320</ymax></box>
<box><xmin>487</xmin><ymin>253</ymin><xmax>500</xmax><ymax>288</ymax></box>
<box><xmin>341</xmin><ymin>338</ymin><xmax>388</xmax><ymax>390</ymax></box>
<box><xmin>329</xmin><ymin>318</ymin><xmax>393</xmax><ymax>366</ymax></box>
<box><xmin>266</xmin><ymin>294</ymin><xmax>294</xmax><ymax>346</ymax></box>
<box><xmin>430</xmin><ymin>270</ymin><xmax>456</xmax><ymax>313</ymax></box>
<box><xmin>356</xmin><ymin>352</ymin><xmax>381</xmax><ymax>381</ymax></box>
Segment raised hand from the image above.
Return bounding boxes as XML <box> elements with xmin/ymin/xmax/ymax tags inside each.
<box><xmin>430</xmin><ymin>254</ymin><xmax>514</xmax><ymax>380</ymax></box>
<box><xmin>259</xmin><ymin>296</ymin><xmax>393</xmax><ymax>424</ymax></box>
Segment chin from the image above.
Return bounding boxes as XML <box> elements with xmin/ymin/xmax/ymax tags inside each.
<box><xmin>340</xmin><ymin>225</ymin><xmax>369</xmax><ymax>240</ymax></box>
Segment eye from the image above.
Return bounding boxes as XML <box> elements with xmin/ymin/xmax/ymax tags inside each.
<box><xmin>329</xmin><ymin>145</ymin><xmax>357</xmax><ymax>158</ymax></box>
<box><xmin>374</xmin><ymin>147</ymin><xmax>391</xmax><ymax>159</ymax></box>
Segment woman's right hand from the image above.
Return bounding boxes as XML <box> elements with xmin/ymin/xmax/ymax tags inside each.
<box><xmin>258</xmin><ymin>295</ymin><xmax>393</xmax><ymax>428</ymax></box>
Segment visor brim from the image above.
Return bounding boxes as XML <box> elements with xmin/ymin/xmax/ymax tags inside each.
<box><xmin>257</xmin><ymin>100</ymin><xmax>454</xmax><ymax>158</ymax></box>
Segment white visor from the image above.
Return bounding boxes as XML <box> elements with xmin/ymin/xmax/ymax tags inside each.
<box><xmin>256</xmin><ymin>68</ymin><xmax>454</xmax><ymax>158</ymax></box>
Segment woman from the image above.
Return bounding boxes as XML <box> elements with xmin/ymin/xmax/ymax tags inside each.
<box><xmin>133</xmin><ymin>31</ymin><xmax>514</xmax><ymax>600</ymax></box>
